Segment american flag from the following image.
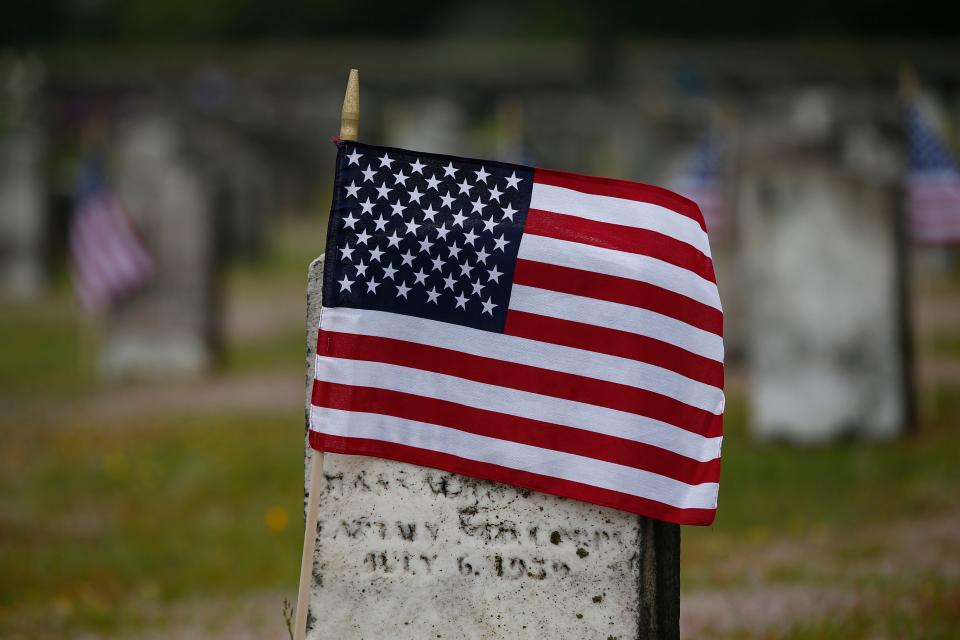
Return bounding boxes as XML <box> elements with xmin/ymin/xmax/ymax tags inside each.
<box><xmin>310</xmin><ymin>142</ymin><xmax>723</xmax><ymax>525</ymax></box>
<box><xmin>70</xmin><ymin>161</ymin><xmax>154</xmax><ymax>312</ymax></box>
<box><xmin>906</xmin><ymin>103</ymin><xmax>960</xmax><ymax>244</ymax></box>
<box><xmin>670</xmin><ymin>132</ymin><xmax>726</xmax><ymax>237</ymax></box>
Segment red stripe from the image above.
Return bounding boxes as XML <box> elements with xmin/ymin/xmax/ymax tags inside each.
<box><xmin>525</xmin><ymin>208</ymin><xmax>717</xmax><ymax>283</ymax></box>
<box><xmin>533</xmin><ymin>168</ymin><xmax>706</xmax><ymax>231</ymax></box>
<box><xmin>309</xmin><ymin>432</ymin><xmax>716</xmax><ymax>526</ymax></box>
<box><xmin>513</xmin><ymin>259</ymin><xmax>723</xmax><ymax>336</ymax></box>
<box><xmin>317</xmin><ymin>331</ymin><xmax>723</xmax><ymax>438</ymax></box>
<box><xmin>504</xmin><ymin>310</ymin><xmax>723</xmax><ymax>389</ymax></box>
<box><xmin>312</xmin><ymin>381</ymin><xmax>720</xmax><ymax>484</ymax></box>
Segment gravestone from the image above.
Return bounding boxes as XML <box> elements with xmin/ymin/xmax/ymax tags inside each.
<box><xmin>738</xmin><ymin>89</ymin><xmax>910</xmax><ymax>443</ymax></box>
<box><xmin>100</xmin><ymin>111</ymin><xmax>218</xmax><ymax>378</ymax></box>
<box><xmin>0</xmin><ymin>57</ymin><xmax>46</xmax><ymax>300</ymax></box>
<box><xmin>304</xmin><ymin>256</ymin><xmax>679</xmax><ymax>639</ymax></box>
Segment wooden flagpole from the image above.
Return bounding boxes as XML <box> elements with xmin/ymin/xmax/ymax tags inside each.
<box><xmin>293</xmin><ymin>68</ymin><xmax>359</xmax><ymax>640</ymax></box>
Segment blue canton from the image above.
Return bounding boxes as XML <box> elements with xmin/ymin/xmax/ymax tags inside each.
<box><xmin>323</xmin><ymin>142</ymin><xmax>534</xmax><ymax>333</ymax></box>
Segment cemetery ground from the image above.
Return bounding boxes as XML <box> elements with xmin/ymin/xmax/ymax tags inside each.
<box><xmin>1</xmin><ymin>223</ymin><xmax>959</xmax><ymax>638</ymax></box>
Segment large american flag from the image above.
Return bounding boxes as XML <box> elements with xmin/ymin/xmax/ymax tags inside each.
<box><xmin>310</xmin><ymin>142</ymin><xmax>723</xmax><ymax>525</ymax></box>
<box><xmin>70</xmin><ymin>161</ymin><xmax>154</xmax><ymax>312</ymax></box>
<box><xmin>906</xmin><ymin>103</ymin><xmax>960</xmax><ymax>244</ymax></box>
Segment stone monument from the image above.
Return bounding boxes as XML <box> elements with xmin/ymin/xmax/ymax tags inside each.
<box><xmin>303</xmin><ymin>256</ymin><xmax>679</xmax><ymax>639</ymax></box>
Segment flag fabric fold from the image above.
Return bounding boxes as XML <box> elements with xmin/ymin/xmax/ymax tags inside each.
<box><xmin>310</xmin><ymin>142</ymin><xmax>724</xmax><ymax>525</ymax></box>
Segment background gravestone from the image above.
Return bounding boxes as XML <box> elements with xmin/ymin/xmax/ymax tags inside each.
<box><xmin>303</xmin><ymin>256</ymin><xmax>679</xmax><ymax>639</ymax></box>
<box><xmin>0</xmin><ymin>57</ymin><xmax>46</xmax><ymax>300</ymax></box>
<box><xmin>101</xmin><ymin>110</ymin><xmax>219</xmax><ymax>379</ymax></box>
<box><xmin>739</xmin><ymin>88</ymin><xmax>911</xmax><ymax>443</ymax></box>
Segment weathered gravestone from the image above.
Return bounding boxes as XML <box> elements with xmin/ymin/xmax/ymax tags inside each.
<box><xmin>304</xmin><ymin>256</ymin><xmax>679</xmax><ymax>639</ymax></box>
<box><xmin>738</xmin><ymin>89</ymin><xmax>911</xmax><ymax>443</ymax></box>
<box><xmin>100</xmin><ymin>111</ymin><xmax>218</xmax><ymax>378</ymax></box>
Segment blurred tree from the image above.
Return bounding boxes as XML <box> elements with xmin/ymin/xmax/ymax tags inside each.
<box><xmin>2</xmin><ymin>0</ymin><xmax>959</xmax><ymax>47</ymax></box>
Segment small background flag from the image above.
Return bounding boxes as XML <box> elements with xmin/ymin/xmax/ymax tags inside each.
<box><xmin>69</xmin><ymin>159</ymin><xmax>154</xmax><ymax>312</ymax></box>
<box><xmin>669</xmin><ymin>132</ymin><xmax>726</xmax><ymax>237</ymax></box>
<box><xmin>309</xmin><ymin>142</ymin><xmax>724</xmax><ymax>525</ymax></box>
<box><xmin>905</xmin><ymin>103</ymin><xmax>960</xmax><ymax>244</ymax></box>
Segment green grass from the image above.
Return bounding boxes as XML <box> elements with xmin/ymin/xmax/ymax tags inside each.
<box><xmin>0</xmin><ymin>410</ymin><xmax>304</xmax><ymax>635</ymax></box>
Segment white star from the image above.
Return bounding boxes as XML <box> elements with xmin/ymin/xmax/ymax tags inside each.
<box><xmin>425</xmin><ymin>174</ymin><xmax>440</xmax><ymax>191</ymax></box>
<box><xmin>442</xmin><ymin>273</ymin><xmax>457</xmax><ymax>291</ymax></box>
<box><xmin>454</xmin><ymin>292</ymin><xmax>469</xmax><ymax>309</ymax></box>
<box><xmin>418</xmin><ymin>236</ymin><xmax>434</xmax><ymax>254</ymax></box>
<box><xmin>481</xmin><ymin>217</ymin><xmax>497</xmax><ymax>233</ymax></box>
<box><xmin>426</xmin><ymin>287</ymin><xmax>441</xmax><ymax>304</ymax></box>
<box><xmin>481</xmin><ymin>297</ymin><xmax>497</xmax><ymax>315</ymax></box>
<box><xmin>359</xmin><ymin>198</ymin><xmax>375</xmax><ymax>215</ymax></box>
<box><xmin>493</xmin><ymin>235</ymin><xmax>509</xmax><ymax>252</ymax></box>
<box><xmin>393</xmin><ymin>170</ymin><xmax>409</xmax><ymax>187</ymax></box>
<box><xmin>463</xmin><ymin>228</ymin><xmax>479</xmax><ymax>245</ymax></box>
<box><xmin>448</xmin><ymin>242</ymin><xmax>463</xmax><ymax>260</ymax></box>
<box><xmin>470</xmin><ymin>278</ymin><xmax>485</xmax><ymax>297</ymax></box>
<box><xmin>346</xmin><ymin>149</ymin><xmax>363</xmax><ymax>166</ymax></box>
<box><xmin>361</xmin><ymin>165</ymin><xmax>377</xmax><ymax>183</ymax></box>
<box><xmin>355</xmin><ymin>229</ymin><xmax>372</xmax><ymax>245</ymax></box>
<box><xmin>366</xmin><ymin>278</ymin><xmax>380</xmax><ymax>294</ymax></box>
<box><xmin>342</xmin><ymin>212</ymin><xmax>360</xmax><ymax>229</ymax></box>
<box><xmin>340</xmin><ymin>244</ymin><xmax>354</xmax><ymax>261</ymax></box>
<box><xmin>390</xmin><ymin>201</ymin><xmax>405</xmax><ymax>217</ymax></box>
<box><xmin>488</xmin><ymin>184</ymin><xmax>503</xmax><ymax>202</ymax></box>
<box><xmin>410</xmin><ymin>158</ymin><xmax>426</xmax><ymax>174</ymax></box>
<box><xmin>378</xmin><ymin>153</ymin><xmax>395</xmax><ymax>169</ymax></box>
<box><xmin>395</xmin><ymin>281</ymin><xmax>411</xmax><ymax>298</ymax></box>
<box><xmin>400</xmin><ymin>250</ymin><xmax>415</xmax><ymax>267</ymax></box>
<box><xmin>338</xmin><ymin>275</ymin><xmax>354</xmax><ymax>292</ymax></box>
<box><xmin>422</xmin><ymin>204</ymin><xmax>439</xmax><ymax>222</ymax></box>
<box><xmin>505</xmin><ymin>171</ymin><xmax>522</xmax><ymax>189</ymax></box>
<box><xmin>457</xmin><ymin>178</ymin><xmax>473</xmax><ymax>196</ymax></box>
<box><xmin>501</xmin><ymin>203</ymin><xmax>518</xmax><ymax>221</ymax></box>
<box><xmin>382</xmin><ymin>263</ymin><xmax>398</xmax><ymax>280</ymax></box>
<box><xmin>442</xmin><ymin>162</ymin><xmax>458</xmax><ymax>178</ymax></box>
<box><xmin>475</xmin><ymin>166</ymin><xmax>490</xmax><ymax>183</ymax></box>
<box><xmin>355</xmin><ymin>260</ymin><xmax>369</xmax><ymax>277</ymax></box>
<box><xmin>487</xmin><ymin>264</ymin><xmax>503</xmax><ymax>283</ymax></box>
<box><xmin>470</xmin><ymin>197</ymin><xmax>486</xmax><ymax>215</ymax></box>
<box><xmin>459</xmin><ymin>259</ymin><xmax>475</xmax><ymax>278</ymax></box>
<box><xmin>344</xmin><ymin>180</ymin><xmax>361</xmax><ymax>198</ymax></box>
<box><xmin>407</xmin><ymin>187</ymin><xmax>424</xmax><ymax>204</ymax></box>
<box><xmin>475</xmin><ymin>246</ymin><xmax>491</xmax><ymax>264</ymax></box>
<box><xmin>412</xmin><ymin>268</ymin><xmax>429</xmax><ymax>286</ymax></box>
<box><xmin>431</xmin><ymin>255</ymin><xmax>445</xmax><ymax>272</ymax></box>
<box><xmin>451</xmin><ymin>209</ymin><xmax>468</xmax><ymax>227</ymax></box>
<box><xmin>368</xmin><ymin>245</ymin><xmax>385</xmax><ymax>262</ymax></box>
<box><xmin>386</xmin><ymin>232</ymin><xmax>402</xmax><ymax>248</ymax></box>
<box><xmin>375</xmin><ymin>183</ymin><xmax>391</xmax><ymax>200</ymax></box>
<box><xmin>404</xmin><ymin>219</ymin><xmax>419</xmax><ymax>236</ymax></box>
<box><xmin>435</xmin><ymin>223</ymin><xmax>451</xmax><ymax>241</ymax></box>
<box><xmin>439</xmin><ymin>191</ymin><xmax>455</xmax><ymax>209</ymax></box>
<box><xmin>373</xmin><ymin>214</ymin><xmax>389</xmax><ymax>232</ymax></box>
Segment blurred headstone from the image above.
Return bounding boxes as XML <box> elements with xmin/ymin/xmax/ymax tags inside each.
<box><xmin>739</xmin><ymin>89</ymin><xmax>910</xmax><ymax>443</ymax></box>
<box><xmin>384</xmin><ymin>98</ymin><xmax>465</xmax><ymax>156</ymax></box>
<box><xmin>303</xmin><ymin>256</ymin><xmax>679</xmax><ymax>639</ymax></box>
<box><xmin>0</xmin><ymin>57</ymin><xmax>46</xmax><ymax>299</ymax></box>
<box><xmin>101</xmin><ymin>110</ymin><xmax>218</xmax><ymax>378</ymax></box>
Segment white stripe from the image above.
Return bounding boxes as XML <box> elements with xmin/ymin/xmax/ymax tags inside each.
<box><xmin>314</xmin><ymin>352</ymin><xmax>722</xmax><ymax>462</ymax></box>
<box><xmin>518</xmin><ymin>234</ymin><xmax>722</xmax><ymax>311</ymax></box>
<box><xmin>311</xmin><ymin>406</ymin><xmax>719</xmax><ymax>510</ymax></box>
<box><xmin>531</xmin><ymin>182</ymin><xmax>713</xmax><ymax>258</ymax></box>
<box><xmin>321</xmin><ymin>306</ymin><xmax>724</xmax><ymax>410</ymax></box>
<box><xmin>508</xmin><ymin>285</ymin><xmax>724</xmax><ymax>363</ymax></box>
